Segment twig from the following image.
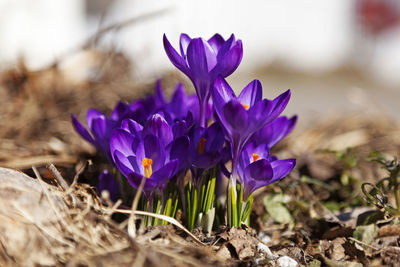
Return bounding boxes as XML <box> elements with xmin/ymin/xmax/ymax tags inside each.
<box><xmin>128</xmin><ymin>176</ymin><xmax>147</xmax><ymax>238</ymax></box>
<box><xmin>348</xmin><ymin>237</ymin><xmax>380</xmax><ymax>251</ymax></box>
<box><xmin>47</xmin><ymin>164</ymin><xmax>70</xmax><ymax>191</ymax></box>
<box><xmin>114</xmin><ymin>209</ymin><xmax>206</xmax><ymax>246</ymax></box>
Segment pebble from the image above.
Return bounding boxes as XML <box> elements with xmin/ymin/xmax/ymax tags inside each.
<box><xmin>277</xmin><ymin>256</ymin><xmax>298</xmax><ymax>267</ymax></box>
<box><xmin>257</xmin><ymin>242</ymin><xmax>275</xmax><ymax>260</ymax></box>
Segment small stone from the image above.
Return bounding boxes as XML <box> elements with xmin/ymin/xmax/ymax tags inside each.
<box><xmin>257</xmin><ymin>242</ymin><xmax>275</xmax><ymax>260</ymax></box>
<box><xmin>277</xmin><ymin>256</ymin><xmax>298</xmax><ymax>267</ymax></box>
<box><xmin>258</xmin><ymin>232</ymin><xmax>271</xmax><ymax>244</ymax></box>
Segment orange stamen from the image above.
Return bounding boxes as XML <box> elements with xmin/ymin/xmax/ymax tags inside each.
<box><xmin>241</xmin><ymin>103</ymin><xmax>249</xmax><ymax>110</ymax></box>
<box><xmin>197</xmin><ymin>137</ymin><xmax>207</xmax><ymax>155</ymax></box>
<box><xmin>252</xmin><ymin>154</ymin><xmax>260</xmax><ymax>162</ymax></box>
<box><xmin>142</xmin><ymin>158</ymin><xmax>153</xmax><ymax>178</ymax></box>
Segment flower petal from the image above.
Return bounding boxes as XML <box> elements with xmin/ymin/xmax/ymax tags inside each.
<box><xmin>163</xmin><ymin>34</ymin><xmax>190</xmax><ymax>75</ymax></box>
<box><xmin>187</xmin><ymin>38</ymin><xmax>217</xmax><ymax>74</ymax></box>
<box><xmin>253</xmin><ymin>115</ymin><xmax>297</xmax><ymax>147</ymax></box>
<box><xmin>214</xmin><ymin>39</ymin><xmax>243</xmax><ymax>77</ymax></box>
<box><xmin>154</xmin><ymin>79</ymin><xmax>166</xmax><ymax>107</ymax></box>
<box><xmin>192</xmin><ymin>151</ymin><xmax>220</xmax><ymax>169</ymax></box>
<box><xmin>143</xmin><ymin>134</ymin><xmax>165</xmax><ymax>172</ymax></box>
<box><xmin>150</xmin><ymin>160</ymin><xmax>178</xmax><ymax>185</ymax></box>
<box><xmin>91</xmin><ymin>117</ymin><xmax>109</xmax><ymax>141</ymax></box>
<box><xmin>223</xmin><ymin>100</ymin><xmax>248</xmax><ymax>130</ymax></box>
<box><xmin>168</xmin><ymin>83</ymin><xmax>187</xmax><ymax>118</ymax></box>
<box><xmin>71</xmin><ymin>114</ymin><xmax>95</xmax><ymax>144</ymax></box>
<box><xmin>170</xmin><ymin>136</ymin><xmax>190</xmax><ymax>169</ymax></box>
<box><xmin>143</xmin><ymin>114</ymin><xmax>173</xmax><ymax>146</ymax></box>
<box><xmin>120</xmin><ymin>119</ymin><xmax>143</xmax><ymax>138</ymax></box>
<box><xmin>237</xmin><ymin>79</ymin><xmax>262</xmax><ymax>107</ymax></box>
<box><xmin>270</xmin><ymin>89</ymin><xmax>291</xmax><ymax>119</ymax></box>
<box><xmin>86</xmin><ymin>108</ymin><xmax>103</xmax><ymax>131</ymax></box>
<box><xmin>271</xmin><ymin>159</ymin><xmax>296</xmax><ymax>182</ymax></box>
<box><xmin>97</xmin><ymin>170</ymin><xmax>119</xmax><ymax>202</ymax></box>
<box><xmin>110</xmin><ymin>129</ymin><xmax>137</xmax><ymax>163</ymax></box>
<box><xmin>179</xmin><ymin>33</ymin><xmax>191</xmax><ymax>57</ymax></box>
<box><xmin>208</xmin><ymin>33</ymin><xmax>225</xmax><ymax>53</ymax></box>
<box><xmin>110</xmin><ymin>101</ymin><xmax>129</xmax><ymax>121</ymax></box>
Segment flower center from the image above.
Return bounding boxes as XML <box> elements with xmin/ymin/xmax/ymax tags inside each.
<box><xmin>142</xmin><ymin>158</ymin><xmax>153</xmax><ymax>178</ymax></box>
<box><xmin>197</xmin><ymin>137</ymin><xmax>207</xmax><ymax>155</ymax></box>
<box><xmin>241</xmin><ymin>103</ymin><xmax>249</xmax><ymax>110</ymax></box>
<box><xmin>252</xmin><ymin>154</ymin><xmax>260</xmax><ymax>162</ymax></box>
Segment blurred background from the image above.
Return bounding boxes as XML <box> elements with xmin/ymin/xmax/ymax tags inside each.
<box><xmin>1</xmin><ymin>0</ymin><xmax>400</xmax><ymax>120</ymax></box>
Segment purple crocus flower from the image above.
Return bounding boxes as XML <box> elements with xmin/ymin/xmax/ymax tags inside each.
<box><xmin>163</xmin><ymin>33</ymin><xmax>243</xmax><ymax>126</ymax></box>
<box><xmin>250</xmin><ymin>115</ymin><xmax>297</xmax><ymax>148</ymax></box>
<box><xmin>155</xmin><ymin>79</ymin><xmax>213</xmax><ymax>124</ymax></box>
<box><xmin>190</xmin><ymin>122</ymin><xmax>225</xmax><ymax>170</ymax></box>
<box><xmin>71</xmin><ymin>101</ymin><xmax>131</xmax><ymax>162</ymax></box>
<box><xmin>212</xmin><ymin>76</ymin><xmax>291</xmax><ymax>185</ymax></box>
<box><xmin>97</xmin><ymin>170</ymin><xmax>119</xmax><ymax>202</ymax></box>
<box><xmin>238</xmin><ymin>142</ymin><xmax>296</xmax><ymax>200</ymax></box>
<box><xmin>110</xmin><ymin>114</ymin><xmax>189</xmax><ymax>198</ymax></box>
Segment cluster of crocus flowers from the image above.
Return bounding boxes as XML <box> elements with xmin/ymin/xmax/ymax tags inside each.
<box><xmin>72</xmin><ymin>33</ymin><xmax>296</xmax><ymax>230</ymax></box>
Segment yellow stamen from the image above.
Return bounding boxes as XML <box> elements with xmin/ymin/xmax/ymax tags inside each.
<box><xmin>252</xmin><ymin>154</ymin><xmax>260</xmax><ymax>162</ymax></box>
<box><xmin>197</xmin><ymin>137</ymin><xmax>207</xmax><ymax>155</ymax></box>
<box><xmin>241</xmin><ymin>103</ymin><xmax>249</xmax><ymax>110</ymax></box>
<box><xmin>142</xmin><ymin>158</ymin><xmax>153</xmax><ymax>178</ymax></box>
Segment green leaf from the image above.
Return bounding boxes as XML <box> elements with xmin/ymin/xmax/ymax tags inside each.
<box><xmin>263</xmin><ymin>194</ymin><xmax>294</xmax><ymax>229</ymax></box>
<box><xmin>353</xmin><ymin>224</ymin><xmax>378</xmax><ymax>245</ymax></box>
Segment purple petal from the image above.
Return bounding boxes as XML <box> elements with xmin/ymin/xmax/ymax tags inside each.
<box><xmin>144</xmin><ymin>113</ymin><xmax>173</xmax><ymax>146</ymax></box>
<box><xmin>113</xmin><ymin>150</ymin><xmax>135</xmax><ymax>177</ymax></box>
<box><xmin>110</xmin><ymin>129</ymin><xmax>137</xmax><ymax>162</ymax></box>
<box><xmin>110</xmin><ymin>101</ymin><xmax>129</xmax><ymax>121</ymax></box>
<box><xmin>168</xmin><ymin>83</ymin><xmax>187</xmax><ymax>118</ymax></box>
<box><xmin>213</xmin><ymin>76</ymin><xmax>235</xmax><ymax>105</ymax></box>
<box><xmin>208</xmin><ymin>33</ymin><xmax>225</xmax><ymax>53</ymax></box>
<box><xmin>237</xmin><ymin>79</ymin><xmax>262</xmax><ymax>107</ymax></box>
<box><xmin>187</xmin><ymin>38</ymin><xmax>217</xmax><ymax>74</ymax></box>
<box><xmin>179</xmin><ymin>33</ymin><xmax>191</xmax><ymax>57</ymax></box>
<box><xmin>223</xmin><ymin>100</ymin><xmax>248</xmax><ymax>130</ymax></box>
<box><xmin>150</xmin><ymin>160</ymin><xmax>178</xmax><ymax>186</ymax></box>
<box><xmin>253</xmin><ymin>115</ymin><xmax>297</xmax><ymax>147</ymax></box>
<box><xmin>193</xmin><ymin>151</ymin><xmax>220</xmax><ymax>169</ymax></box>
<box><xmin>97</xmin><ymin>170</ymin><xmax>119</xmax><ymax>202</ymax></box>
<box><xmin>216</xmin><ymin>34</ymin><xmax>235</xmax><ymax>58</ymax></box>
<box><xmin>245</xmin><ymin>159</ymin><xmax>273</xmax><ymax>182</ymax></box>
<box><xmin>214</xmin><ymin>39</ymin><xmax>243</xmax><ymax>77</ymax></box>
<box><xmin>91</xmin><ymin>117</ymin><xmax>109</xmax><ymax>140</ymax></box>
<box><xmin>170</xmin><ymin>136</ymin><xmax>190</xmax><ymax>169</ymax></box>
<box><xmin>163</xmin><ymin>34</ymin><xmax>190</xmax><ymax>75</ymax></box>
<box><xmin>121</xmin><ymin>119</ymin><xmax>143</xmax><ymax>137</ymax></box>
<box><xmin>247</xmin><ymin>99</ymin><xmax>275</xmax><ymax>130</ymax></box>
<box><xmin>271</xmin><ymin>159</ymin><xmax>296</xmax><ymax>182</ymax></box>
<box><xmin>270</xmin><ymin>89</ymin><xmax>291</xmax><ymax>119</ymax></box>
<box><xmin>71</xmin><ymin>114</ymin><xmax>95</xmax><ymax>144</ymax></box>
<box><xmin>143</xmin><ymin>134</ymin><xmax>166</xmax><ymax>172</ymax></box>
<box><xmin>154</xmin><ymin>79</ymin><xmax>166</xmax><ymax>107</ymax></box>
<box><xmin>86</xmin><ymin>108</ymin><xmax>103</xmax><ymax>131</ymax></box>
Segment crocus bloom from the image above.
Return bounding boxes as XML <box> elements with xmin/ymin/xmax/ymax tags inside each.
<box><xmin>238</xmin><ymin>142</ymin><xmax>296</xmax><ymax>200</ymax></box>
<box><xmin>110</xmin><ymin>115</ymin><xmax>189</xmax><ymax>197</ymax></box>
<box><xmin>163</xmin><ymin>33</ymin><xmax>243</xmax><ymax>126</ymax></box>
<box><xmin>250</xmin><ymin>115</ymin><xmax>297</xmax><ymax>148</ymax></box>
<box><xmin>97</xmin><ymin>170</ymin><xmax>119</xmax><ymax>202</ymax></box>
<box><xmin>71</xmin><ymin>101</ymin><xmax>131</xmax><ymax>162</ymax></box>
<box><xmin>188</xmin><ymin>123</ymin><xmax>225</xmax><ymax>185</ymax></box>
<box><xmin>212</xmin><ymin>76</ymin><xmax>291</xmax><ymax>184</ymax></box>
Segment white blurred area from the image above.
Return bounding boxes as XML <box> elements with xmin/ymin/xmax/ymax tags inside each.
<box><xmin>1</xmin><ymin>0</ymin><xmax>400</xmax><ymax>87</ymax></box>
